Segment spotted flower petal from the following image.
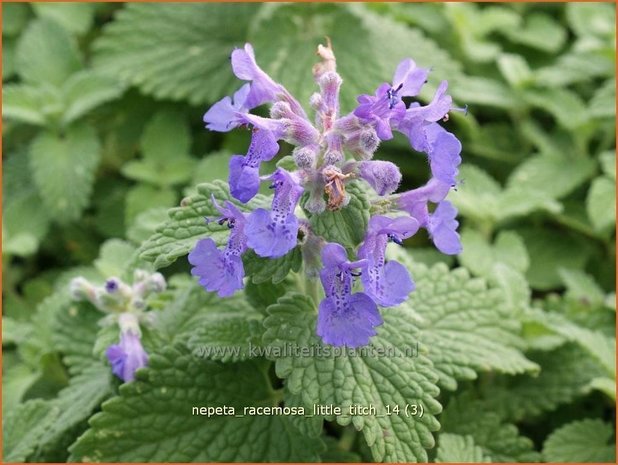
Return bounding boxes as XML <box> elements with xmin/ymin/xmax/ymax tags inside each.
<box><xmin>317</xmin><ymin>243</ymin><xmax>381</xmax><ymax>347</ymax></box>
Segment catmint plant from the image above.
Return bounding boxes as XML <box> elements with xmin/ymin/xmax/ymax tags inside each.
<box><xmin>192</xmin><ymin>41</ymin><xmax>463</xmax><ymax>348</ymax></box>
<box><xmin>69</xmin><ymin>270</ymin><xmax>166</xmax><ymax>382</ymax></box>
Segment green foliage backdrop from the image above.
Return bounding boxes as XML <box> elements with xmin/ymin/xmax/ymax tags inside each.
<box><xmin>2</xmin><ymin>2</ymin><xmax>616</xmax><ymax>463</ymax></box>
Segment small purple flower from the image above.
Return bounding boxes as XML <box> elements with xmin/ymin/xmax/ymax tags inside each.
<box><xmin>105</xmin><ymin>278</ymin><xmax>119</xmax><ymax>293</ymax></box>
<box><xmin>357</xmin><ymin>160</ymin><xmax>402</xmax><ymax>196</ymax></box>
<box><xmin>354</xmin><ymin>83</ymin><xmax>406</xmax><ymax>140</ymax></box>
<box><xmin>189</xmin><ymin>198</ymin><xmax>247</xmax><ymax>297</ymax></box>
<box><xmin>427</xmin><ymin>201</ymin><xmax>462</xmax><ymax>255</ymax></box>
<box><xmin>317</xmin><ymin>243</ymin><xmax>381</xmax><ymax>348</ymax></box>
<box><xmin>106</xmin><ymin>329</ymin><xmax>148</xmax><ymax>383</ymax></box>
<box><xmin>232</xmin><ymin>43</ymin><xmax>306</xmax><ymax>118</ymax></box>
<box><xmin>353</xmin><ymin>58</ymin><xmax>430</xmax><ymax>141</ymax></box>
<box><xmin>246</xmin><ymin>168</ymin><xmax>303</xmax><ymax>258</ymax></box>
<box><xmin>203</xmin><ymin>84</ymin><xmax>250</xmax><ymax>132</ymax></box>
<box><xmin>358</xmin><ymin>216</ymin><xmax>419</xmax><ymax>307</ymax></box>
<box><xmin>229</xmin><ymin>128</ymin><xmax>280</xmax><ymax>203</ymax></box>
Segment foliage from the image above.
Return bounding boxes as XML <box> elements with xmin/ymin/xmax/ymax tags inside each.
<box><xmin>3</xmin><ymin>2</ymin><xmax>615</xmax><ymax>463</ymax></box>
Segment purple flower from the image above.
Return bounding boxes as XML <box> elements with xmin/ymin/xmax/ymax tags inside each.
<box><xmin>189</xmin><ymin>199</ymin><xmax>247</xmax><ymax>297</ymax></box>
<box><xmin>358</xmin><ymin>216</ymin><xmax>419</xmax><ymax>307</ymax></box>
<box><xmin>229</xmin><ymin>128</ymin><xmax>280</xmax><ymax>203</ymax></box>
<box><xmin>317</xmin><ymin>243</ymin><xmax>381</xmax><ymax>347</ymax></box>
<box><xmin>353</xmin><ymin>58</ymin><xmax>430</xmax><ymax>140</ymax></box>
<box><xmin>231</xmin><ymin>43</ymin><xmax>282</xmax><ymax>109</ymax></box>
<box><xmin>427</xmin><ymin>201</ymin><xmax>461</xmax><ymax>255</ymax></box>
<box><xmin>106</xmin><ymin>329</ymin><xmax>148</xmax><ymax>382</ymax></box>
<box><xmin>354</xmin><ymin>83</ymin><xmax>406</xmax><ymax>140</ymax></box>
<box><xmin>232</xmin><ymin>43</ymin><xmax>306</xmax><ymax>118</ymax></box>
<box><xmin>358</xmin><ymin>160</ymin><xmax>402</xmax><ymax>196</ymax></box>
<box><xmin>203</xmin><ymin>84</ymin><xmax>250</xmax><ymax>132</ymax></box>
<box><xmin>246</xmin><ymin>168</ymin><xmax>303</xmax><ymax>258</ymax></box>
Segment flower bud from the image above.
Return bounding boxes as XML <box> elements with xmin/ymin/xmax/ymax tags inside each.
<box><xmin>358</xmin><ymin>160</ymin><xmax>402</xmax><ymax>196</ymax></box>
<box><xmin>293</xmin><ymin>145</ymin><xmax>317</xmax><ymax>169</ymax></box>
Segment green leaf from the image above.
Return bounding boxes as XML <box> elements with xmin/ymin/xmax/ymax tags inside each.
<box><xmin>3</xmin><ymin>399</ymin><xmax>58</xmax><ymax>462</ymax></box>
<box><xmin>126</xmin><ymin>207</ymin><xmax>169</xmax><ymax>245</ymax></box>
<box><xmin>558</xmin><ymin>269</ymin><xmax>606</xmax><ymax>306</ymax></box>
<box><xmin>252</xmin><ymin>4</ymin><xmax>462</xmax><ymax>111</ymax></box>
<box><xmin>93</xmin><ymin>239</ymin><xmax>137</xmax><ymax>278</ymax></box>
<box><xmin>53</xmin><ymin>299</ymin><xmax>103</xmax><ymax>375</ymax></box>
<box><xmin>187</xmin><ymin>313</ymin><xmax>264</xmax><ymax>362</ymax></box>
<box><xmin>152</xmin><ymin>283</ymin><xmax>255</xmax><ymax>346</ymax></box>
<box><xmin>390</xmin><ymin>255</ymin><xmax>538</xmax><ymax>389</ymax></box>
<box><xmin>2</xmin><ymin>84</ymin><xmax>57</xmax><ymax>127</ymax></box>
<box><xmin>515</xmin><ymin>228</ymin><xmax>593</xmax><ymax>290</ymax></box>
<box><xmin>243</xmin><ymin>247</ymin><xmax>302</xmax><ymax>284</ymax></box>
<box><xmin>436</xmin><ymin>434</ymin><xmax>490</xmax><ymax>463</ymax></box>
<box><xmin>507</xmin><ymin>152</ymin><xmax>596</xmax><ymax>200</ymax></box>
<box><xmin>459</xmin><ymin>229</ymin><xmax>529</xmax><ymax>279</ymax></box>
<box><xmin>479</xmin><ymin>344</ymin><xmax>605</xmax><ymax>422</ymax></box>
<box><xmin>496</xmin><ymin>53</ymin><xmax>533</xmax><ymax>88</ymax></box>
<box><xmin>3</xmin><ymin>3</ymin><xmax>30</xmax><ymax>37</ymax></box>
<box><xmin>3</xmin><ymin>183</ymin><xmax>51</xmax><ymax>258</ymax></box>
<box><xmin>125</xmin><ymin>185</ymin><xmax>176</xmax><ymax>225</ymax></box>
<box><xmin>536</xmin><ymin>52</ymin><xmax>614</xmax><ymax>87</ymax></box>
<box><xmin>306</xmin><ymin>182</ymin><xmax>370</xmax><ymax>252</ymax></box>
<box><xmin>190</xmin><ymin>151</ymin><xmax>233</xmax><ymax>188</ymax></box>
<box><xmin>61</xmin><ymin>71</ymin><xmax>125</xmax><ymax>125</ymax></box>
<box><xmin>3</xmin><ymin>38</ymin><xmax>16</xmax><ymax>80</ymax></box>
<box><xmin>29</xmin><ymin>125</ymin><xmax>101</xmax><ymax>223</ymax></box>
<box><xmin>440</xmin><ymin>394</ymin><xmax>540</xmax><ymax>462</ymax></box>
<box><xmin>567</xmin><ymin>3</ymin><xmax>616</xmax><ymax>38</ymax></box>
<box><xmin>587</xmin><ymin>176</ymin><xmax>616</xmax><ymax>232</ymax></box>
<box><xmin>69</xmin><ymin>347</ymin><xmax>324</xmax><ymax>461</ymax></box>
<box><xmin>122</xmin><ymin>158</ymin><xmax>196</xmax><ymax>187</ymax></box>
<box><xmin>16</xmin><ymin>18</ymin><xmax>82</xmax><ymax>87</ymax></box>
<box><xmin>141</xmin><ymin>110</ymin><xmax>191</xmax><ymax>161</ymax></box>
<box><xmin>600</xmin><ymin>151</ymin><xmax>616</xmax><ymax>179</ymax></box>
<box><xmin>523</xmin><ymin>87</ymin><xmax>588</xmax><ymax>130</ymax></box>
<box><xmin>450</xmin><ymin>165</ymin><xmax>561</xmax><ymax>225</ymax></box>
<box><xmin>449</xmin><ymin>76</ymin><xmax>518</xmax><ymax>110</ymax></box>
<box><xmin>262</xmin><ymin>293</ymin><xmax>442</xmax><ymax>462</ymax></box>
<box><xmin>33</xmin><ymin>363</ymin><xmax>113</xmax><ymax>461</ymax></box>
<box><xmin>588</xmin><ymin>78</ymin><xmax>616</xmax><ymax>119</ymax></box>
<box><xmin>32</xmin><ymin>2</ymin><xmax>96</xmax><ymax>35</ymax></box>
<box><xmin>502</xmin><ymin>13</ymin><xmax>567</xmax><ymax>53</ymax></box>
<box><xmin>92</xmin><ymin>4</ymin><xmax>259</xmax><ymax>105</ymax></box>
<box><xmin>138</xmin><ymin>181</ymin><xmax>266</xmax><ymax>268</ymax></box>
<box><xmin>543</xmin><ymin>419</ymin><xmax>615</xmax><ymax>463</ymax></box>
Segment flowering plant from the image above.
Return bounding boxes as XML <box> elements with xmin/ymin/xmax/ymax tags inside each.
<box><xmin>192</xmin><ymin>41</ymin><xmax>463</xmax><ymax>348</ymax></box>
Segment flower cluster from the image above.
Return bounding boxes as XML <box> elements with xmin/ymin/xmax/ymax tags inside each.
<box><xmin>70</xmin><ymin>270</ymin><xmax>166</xmax><ymax>382</ymax></box>
<box><xmin>192</xmin><ymin>42</ymin><xmax>463</xmax><ymax>348</ymax></box>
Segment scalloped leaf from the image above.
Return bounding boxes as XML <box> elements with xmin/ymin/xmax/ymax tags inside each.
<box><xmin>69</xmin><ymin>347</ymin><xmax>324</xmax><ymax>462</ymax></box>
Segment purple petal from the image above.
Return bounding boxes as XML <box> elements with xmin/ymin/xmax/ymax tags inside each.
<box><xmin>427</xmin><ymin>201</ymin><xmax>461</xmax><ymax>255</ymax></box>
<box><xmin>363</xmin><ymin>259</ymin><xmax>414</xmax><ymax>307</ymax></box>
<box><xmin>231</xmin><ymin>43</ymin><xmax>281</xmax><ymax>108</ymax></box>
<box><xmin>316</xmin><ymin>292</ymin><xmax>382</xmax><ymax>348</ymax></box>
<box><xmin>189</xmin><ymin>238</ymin><xmax>244</xmax><ymax>297</ymax></box>
<box><xmin>106</xmin><ymin>330</ymin><xmax>148</xmax><ymax>382</ymax></box>
<box><xmin>245</xmin><ymin>208</ymin><xmax>299</xmax><ymax>258</ymax></box>
<box><xmin>425</xmin><ymin>124</ymin><xmax>462</xmax><ymax>186</ymax></box>
<box><xmin>392</xmin><ymin>58</ymin><xmax>429</xmax><ymax>97</ymax></box>
<box><xmin>229</xmin><ymin>155</ymin><xmax>260</xmax><ymax>203</ymax></box>
<box><xmin>203</xmin><ymin>84</ymin><xmax>250</xmax><ymax>132</ymax></box>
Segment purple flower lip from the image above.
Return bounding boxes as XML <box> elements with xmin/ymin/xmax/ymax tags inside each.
<box><xmin>106</xmin><ymin>329</ymin><xmax>148</xmax><ymax>383</ymax></box>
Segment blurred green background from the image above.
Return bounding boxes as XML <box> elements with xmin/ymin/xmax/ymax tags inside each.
<box><xmin>2</xmin><ymin>2</ymin><xmax>616</xmax><ymax>462</ymax></box>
